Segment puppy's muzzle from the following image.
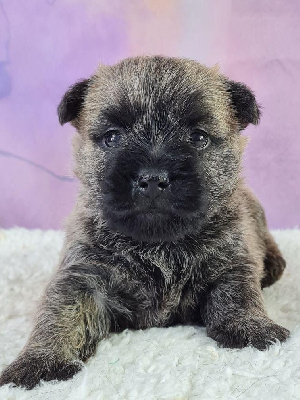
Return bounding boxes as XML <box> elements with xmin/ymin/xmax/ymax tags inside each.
<box><xmin>134</xmin><ymin>170</ymin><xmax>170</xmax><ymax>200</ymax></box>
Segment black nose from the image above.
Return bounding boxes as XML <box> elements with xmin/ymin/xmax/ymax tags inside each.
<box><xmin>136</xmin><ymin>172</ymin><xmax>170</xmax><ymax>199</ymax></box>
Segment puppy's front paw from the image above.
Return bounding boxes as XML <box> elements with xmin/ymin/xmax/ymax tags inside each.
<box><xmin>208</xmin><ymin>317</ymin><xmax>290</xmax><ymax>350</ymax></box>
<box><xmin>0</xmin><ymin>352</ymin><xmax>82</xmax><ymax>389</ymax></box>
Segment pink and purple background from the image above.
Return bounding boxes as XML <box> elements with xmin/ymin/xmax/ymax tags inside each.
<box><xmin>0</xmin><ymin>0</ymin><xmax>299</xmax><ymax>229</ymax></box>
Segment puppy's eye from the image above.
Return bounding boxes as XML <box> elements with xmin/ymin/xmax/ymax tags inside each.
<box><xmin>190</xmin><ymin>129</ymin><xmax>210</xmax><ymax>149</ymax></box>
<box><xmin>104</xmin><ymin>129</ymin><xmax>122</xmax><ymax>148</ymax></box>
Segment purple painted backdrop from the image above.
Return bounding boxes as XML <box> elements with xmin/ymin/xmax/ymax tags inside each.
<box><xmin>0</xmin><ymin>0</ymin><xmax>299</xmax><ymax>229</ymax></box>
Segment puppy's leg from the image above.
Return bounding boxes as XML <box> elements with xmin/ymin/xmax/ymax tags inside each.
<box><xmin>203</xmin><ymin>266</ymin><xmax>290</xmax><ymax>350</ymax></box>
<box><xmin>244</xmin><ymin>189</ymin><xmax>286</xmax><ymax>288</ymax></box>
<box><xmin>261</xmin><ymin>231</ymin><xmax>286</xmax><ymax>288</ymax></box>
<box><xmin>0</xmin><ymin>267</ymin><xmax>112</xmax><ymax>389</ymax></box>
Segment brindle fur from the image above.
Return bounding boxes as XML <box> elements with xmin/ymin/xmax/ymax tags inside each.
<box><xmin>0</xmin><ymin>56</ymin><xmax>289</xmax><ymax>389</ymax></box>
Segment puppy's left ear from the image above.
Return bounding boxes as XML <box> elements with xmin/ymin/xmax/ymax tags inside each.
<box><xmin>57</xmin><ymin>78</ymin><xmax>91</xmax><ymax>125</ymax></box>
<box><xmin>226</xmin><ymin>80</ymin><xmax>261</xmax><ymax>130</ymax></box>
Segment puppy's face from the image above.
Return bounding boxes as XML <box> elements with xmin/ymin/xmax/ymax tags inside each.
<box><xmin>58</xmin><ymin>56</ymin><xmax>260</xmax><ymax>242</ymax></box>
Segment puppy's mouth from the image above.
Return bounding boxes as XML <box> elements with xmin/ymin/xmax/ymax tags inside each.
<box><xmin>102</xmin><ymin>205</ymin><xmax>204</xmax><ymax>243</ymax></box>
<box><xmin>134</xmin><ymin>201</ymin><xmax>170</xmax><ymax>214</ymax></box>
<box><xmin>134</xmin><ymin>208</ymin><xmax>196</xmax><ymax>221</ymax></box>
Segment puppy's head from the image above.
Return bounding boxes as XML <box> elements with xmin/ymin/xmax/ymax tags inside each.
<box><xmin>58</xmin><ymin>56</ymin><xmax>260</xmax><ymax>242</ymax></box>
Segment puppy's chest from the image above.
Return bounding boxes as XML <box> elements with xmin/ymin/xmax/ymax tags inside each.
<box><xmin>123</xmin><ymin>249</ymin><xmax>204</xmax><ymax>326</ymax></box>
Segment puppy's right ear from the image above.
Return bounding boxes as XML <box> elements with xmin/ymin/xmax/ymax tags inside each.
<box><xmin>57</xmin><ymin>79</ymin><xmax>91</xmax><ymax>125</ymax></box>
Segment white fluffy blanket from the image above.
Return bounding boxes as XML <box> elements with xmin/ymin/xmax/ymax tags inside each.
<box><xmin>0</xmin><ymin>228</ymin><xmax>299</xmax><ymax>400</ymax></box>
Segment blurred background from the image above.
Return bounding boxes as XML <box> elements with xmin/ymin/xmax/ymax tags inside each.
<box><xmin>0</xmin><ymin>0</ymin><xmax>299</xmax><ymax>230</ymax></box>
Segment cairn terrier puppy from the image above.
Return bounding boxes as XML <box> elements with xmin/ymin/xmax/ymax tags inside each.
<box><xmin>0</xmin><ymin>56</ymin><xmax>289</xmax><ymax>389</ymax></box>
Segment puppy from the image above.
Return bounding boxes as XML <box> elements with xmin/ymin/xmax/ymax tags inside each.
<box><xmin>0</xmin><ymin>56</ymin><xmax>289</xmax><ymax>389</ymax></box>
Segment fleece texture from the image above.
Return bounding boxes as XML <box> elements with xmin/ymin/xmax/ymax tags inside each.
<box><xmin>0</xmin><ymin>228</ymin><xmax>299</xmax><ymax>400</ymax></box>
